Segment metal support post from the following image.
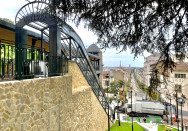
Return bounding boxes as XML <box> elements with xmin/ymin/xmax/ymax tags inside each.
<box><xmin>69</xmin><ymin>38</ymin><xmax>72</xmax><ymax>60</ymax></box>
<box><xmin>41</xmin><ymin>31</ymin><xmax>43</xmax><ymax>60</ymax></box>
<box><xmin>118</xmin><ymin>100</ymin><xmax>120</xmax><ymax>126</ymax></box>
<box><xmin>106</xmin><ymin>74</ymin><xmax>110</xmax><ymax>131</ymax></box>
<box><xmin>170</xmin><ymin>98</ymin><xmax>172</xmax><ymax>125</ymax></box>
<box><xmin>176</xmin><ymin>92</ymin><xmax>179</xmax><ymax>131</ymax></box>
<box><xmin>165</xmin><ymin>101</ymin><xmax>168</xmax><ymax>124</ymax></box>
<box><xmin>131</xmin><ymin>90</ymin><xmax>133</xmax><ymax>131</ymax></box>
<box><xmin>181</xmin><ymin>104</ymin><xmax>183</xmax><ymax>131</ymax></box>
<box><xmin>107</xmin><ymin>81</ymin><xmax>110</xmax><ymax>131</ymax></box>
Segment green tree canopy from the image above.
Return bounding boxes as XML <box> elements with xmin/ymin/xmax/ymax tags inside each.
<box><xmin>51</xmin><ymin>0</ymin><xmax>188</xmax><ymax>72</ymax></box>
<box><xmin>0</xmin><ymin>18</ymin><xmax>14</xmax><ymax>24</ymax></box>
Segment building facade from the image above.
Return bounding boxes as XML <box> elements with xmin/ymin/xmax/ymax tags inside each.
<box><xmin>150</xmin><ymin>54</ymin><xmax>188</xmax><ymax>110</ymax></box>
<box><xmin>157</xmin><ymin>62</ymin><xmax>188</xmax><ymax>109</ymax></box>
<box><xmin>143</xmin><ymin>53</ymin><xmax>160</xmax><ymax>86</ymax></box>
<box><xmin>102</xmin><ymin>68</ymin><xmax>128</xmax><ymax>89</ymax></box>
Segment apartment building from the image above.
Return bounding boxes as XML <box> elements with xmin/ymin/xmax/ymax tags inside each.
<box><xmin>143</xmin><ymin>53</ymin><xmax>160</xmax><ymax>86</ymax></box>
<box><xmin>156</xmin><ymin>62</ymin><xmax>188</xmax><ymax>109</ymax></box>
<box><xmin>150</xmin><ymin>54</ymin><xmax>188</xmax><ymax>109</ymax></box>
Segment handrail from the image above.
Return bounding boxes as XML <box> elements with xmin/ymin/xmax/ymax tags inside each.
<box><xmin>0</xmin><ymin>40</ymin><xmax>68</xmax><ymax>80</ymax></box>
<box><xmin>61</xmin><ymin>22</ymin><xmax>102</xmax><ymax>89</ymax></box>
<box><xmin>14</xmin><ymin>0</ymin><xmax>111</xmax><ymax>119</ymax></box>
<box><xmin>60</xmin><ymin>22</ymin><xmax>111</xmax><ymax>116</ymax></box>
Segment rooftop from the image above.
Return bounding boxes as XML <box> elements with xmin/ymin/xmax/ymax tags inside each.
<box><xmin>87</xmin><ymin>44</ymin><xmax>101</xmax><ymax>53</ymax></box>
<box><xmin>174</xmin><ymin>62</ymin><xmax>188</xmax><ymax>71</ymax></box>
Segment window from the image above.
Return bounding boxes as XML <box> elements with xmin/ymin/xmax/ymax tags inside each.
<box><xmin>175</xmin><ymin>84</ymin><xmax>182</xmax><ymax>92</ymax></box>
<box><xmin>175</xmin><ymin>74</ymin><xmax>186</xmax><ymax>78</ymax></box>
<box><xmin>176</xmin><ymin>54</ymin><xmax>185</xmax><ymax>60</ymax></box>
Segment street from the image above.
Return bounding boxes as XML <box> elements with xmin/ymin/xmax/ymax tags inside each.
<box><xmin>110</xmin><ymin>73</ymin><xmax>188</xmax><ymax>129</ymax></box>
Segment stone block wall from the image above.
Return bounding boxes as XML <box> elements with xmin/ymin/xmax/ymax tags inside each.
<box><xmin>71</xmin><ymin>86</ymin><xmax>110</xmax><ymax>131</ymax></box>
<box><xmin>0</xmin><ymin>61</ymin><xmax>110</xmax><ymax>131</ymax></box>
<box><xmin>69</xmin><ymin>61</ymin><xmax>110</xmax><ymax>131</ymax></box>
<box><xmin>68</xmin><ymin>61</ymin><xmax>89</xmax><ymax>89</ymax></box>
<box><xmin>0</xmin><ymin>76</ymin><xmax>72</xmax><ymax>131</ymax></box>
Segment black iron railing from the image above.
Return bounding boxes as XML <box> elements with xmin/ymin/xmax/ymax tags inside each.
<box><xmin>14</xmin><ymin>0</ymin><xmax>111</xmax><ymax>120</ymax></box>
<box><xmin>60</xmin><ymin>22</ymin><xmax>111</xmax><ymax>119</ymax></box>
<box><xmin>62</xmin><ymin>39</ymin><xmax>111</xmax><ymax>119</ymax></box>
<box><xmin>0</xmin><ymin>40</ymin><xmax>16</xmax><ymax>80</ymax></box>
<box><xmin>0</xmin><ymin>39</ymin><xmax>68</xmax><ymax>80</ymax></box>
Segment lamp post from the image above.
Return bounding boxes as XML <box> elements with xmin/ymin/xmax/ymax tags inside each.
<box><xmin>173</xmin><ymin>92</ymin><xmax>179</xmax><ymax>131</ymax></box>
<box><xmin>129</xmin><ymin>87</ymin><xmax>133</xmax><ymax>131</ymax></box>
<box><xmin>178</xmin><ymin>94</ymin><xmax>186</xmax><ymax>131</ymax></box>
<box><xmin>105</xmin><ymin>74</ymin><xmax>110</xmax><ymax>131</ymax></box>
<box><xmin>116</xmin><ymin>85</ymin><xmax>121</xmax><ymax>126</ymax></box>
<box><xmin>118</xmin><ymin>99</ymin><xmax>121</xmax><ymax>126</ymax></box>
<box><xmin>122</xmin><ymin>83</ymin><xmax>125</xmax><ymax>106</ymax></box>
<box><xmin>164</xmin><ymin>100</ymin><xmax>169</xmax><ymax>124</ymax></box>
<box><xmin>167</xmin><ymin>94</ymin><xmax>173</xmax><ymax>125</ymax></box>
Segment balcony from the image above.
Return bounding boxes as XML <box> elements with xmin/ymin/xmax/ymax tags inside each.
<box><xmin>0</xmin><ymin>39</ymin><xmax>68</xmax><ymax>81</ymax></box>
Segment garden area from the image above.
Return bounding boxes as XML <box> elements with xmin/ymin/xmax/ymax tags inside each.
<box><xmin>106</xmin><ymin>121</ymin><xmax>145</xmax><ymax>131</ymax></box>
<box><xmin>158</xmin><ymin>125</ymin><xmax>178</xmax><ymax>131</ymax></box>
<box><xmin>107</xmin><ymin>120</ymin><xmax>179</xmax><ymax>131</ymax></box>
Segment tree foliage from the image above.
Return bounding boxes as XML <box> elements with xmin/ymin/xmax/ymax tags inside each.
<box><xmin>51</xmin><ymin>0</ymin><xmax>188</xmax><ymax>72</ymax></box>
<box><xmin>0</xmin><ymin>18</ymin><xmax>14</xmax><ymax>24</ymax></box>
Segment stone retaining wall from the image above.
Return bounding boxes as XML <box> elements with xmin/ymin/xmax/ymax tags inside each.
<box><xmin>0</xmin><ymin>76</ymin><xmax>72</xmax><ymax>130</ymax></box>
<box><xmin>0</xmin><ymin>61</ymin><xmax>110</xmax><ymax>130</ymax></box>
<box><xmin>68</xmin><ymin>61</ymin><xmax>89</xmax><ymax>89</ymax></box>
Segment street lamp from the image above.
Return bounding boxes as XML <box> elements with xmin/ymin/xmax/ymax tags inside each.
<box><xmin>173</xmin><ymin>92</ymin><xmax>179</xmax><ymax>131</ymax></box>
<box><xmin>116</xmin><ymin>85</ymin><xmax>121</xmax><ymax>126</ymax></box>
<box><xmin>118</xmin><ymin>99</ymin><xmax>121</xmax><ymax>126</ymax></box>
<box><xmin>178</xmin><ymin>94</ymin><xmax>186</xmax><ymax>131</ymax></box>
<box><xmin>105</xmin><ymin>74</ymin><xmax>110</xmax><ymax>131</ymax></box>
<box><xmin>165</xmin><ymin>101</ymin><xmax>169</xmax><ymax>124</ymax></box>
<box><xmin>129</xmin><ymin>87</ymin><xmax>133</xmax><ymax>131</ymax></box>
<box><xmin>166</xmin><ymin>93</ymin><xmax>173</xmax><ymax>125</ymax></box>
<box><xmin>122</xmin><ymin>83</ymin><xmax>125</xmax><ymax>106</ymax></box>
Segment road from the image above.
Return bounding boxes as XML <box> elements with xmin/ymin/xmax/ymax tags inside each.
<box><xmin>111</xmin><ymin>73</ymin><xmax>188</xmax><ymax>125</ymax></box>
<box><xmin>128</xmin><ymin>74</ymin><xmax>148</xmax><ymax>103</ymax></box>
<box><xmin>131</xmin><ymin>73</ymin><xmax>188</xmax><ymax>124</ymax></box>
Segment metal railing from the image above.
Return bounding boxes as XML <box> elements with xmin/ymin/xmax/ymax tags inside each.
<box><xmin>0</xmin><ymin>39</ymin><xmax>68</xmax><ymax>80</ymax></box>
<box><xmin>14</xmin><ymin>0</ymin><xmax>111</xmax><ymax>120</ymax></box>
<box><xmin>60</xmin><ymin>23</ymin><xmax>111</xmax><ymax>119</ymax></box>
<box><xmin>62</xmin><ymin>39</ymin><xmax>110</xmax><ymax>115</ymax></box>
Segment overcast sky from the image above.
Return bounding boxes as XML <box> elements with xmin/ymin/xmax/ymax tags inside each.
<box><xmin>0</xmin><ymin>0</ymin><xmax>150</xmax><ymax>67</ymax></box>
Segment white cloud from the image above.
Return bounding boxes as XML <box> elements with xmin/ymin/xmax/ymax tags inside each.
<box><xmin>68</xmin><ymin>22</ymin><xmax>98</xmax><ymax>46</ymax></box>
<box><xmin>0</xmin><ymin>0</ymin><xmax>27</xmax><ymax>22</ymax></box>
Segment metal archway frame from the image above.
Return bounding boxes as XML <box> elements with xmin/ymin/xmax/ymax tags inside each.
<box><xmin>15</xmin><ymin>0</ymin><xmax>111</xmax><ymax>119</ymax></box>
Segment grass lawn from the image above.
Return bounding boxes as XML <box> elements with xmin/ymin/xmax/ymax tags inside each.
<box><xmin>107</xmin><ymin>121</ymin><xmax>145</xmax><ymax>131</ymax></box>
<box><xmin>158</xmin><ymin>125</ymin><xmax>178</xmax><ymax>131</ymax></box>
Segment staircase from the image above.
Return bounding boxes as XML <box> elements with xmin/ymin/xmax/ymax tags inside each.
<box><xmin>15</xmin><ymin>0</ymin><xmax>110</xmax><ymax>118</ymax></box>
<box><xmin>60</xmin><ymin>22</ymin><xmax>110</xmax><ymax>115</ymax></box>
